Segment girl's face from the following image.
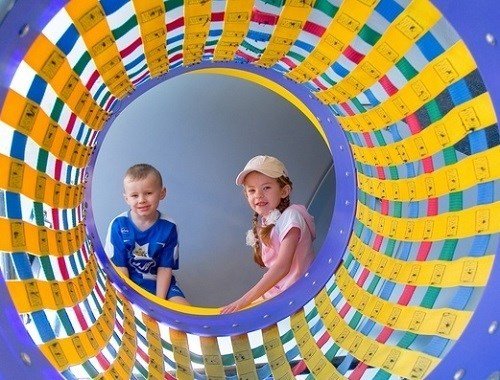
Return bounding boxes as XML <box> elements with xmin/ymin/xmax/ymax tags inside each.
<box><xmin>243</xmin><ymin>171</ymin><xmax>290</xmax><ymax>217</ymax></box>
<box><xmin>123</xmin><ymin>173</ymin><xmax>166</xmax><ymax>221</ymax></box>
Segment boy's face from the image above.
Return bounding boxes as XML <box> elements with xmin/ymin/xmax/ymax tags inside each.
<box><xmin>123</xmin><ymin>173</ymin><xmax>166</xmax><ymax>220</ymax></box>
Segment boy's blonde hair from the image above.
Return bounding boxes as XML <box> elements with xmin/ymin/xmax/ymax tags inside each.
<box><xmin>125</xmin><ymin>163</ymin><xmax>163</xmax><ymax>187</ymax></box>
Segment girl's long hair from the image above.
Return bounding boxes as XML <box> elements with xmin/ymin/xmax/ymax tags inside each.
<box><xmin>250</xmin><ymin>176</ymin><xmax>293</xmax><ymax>267</ymax></box>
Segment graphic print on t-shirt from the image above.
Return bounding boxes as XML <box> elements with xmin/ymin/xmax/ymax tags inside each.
<box><xmin>129</xmin><ymin>242</ymin><xmax>156</xmax><ymax>280</ymax></box>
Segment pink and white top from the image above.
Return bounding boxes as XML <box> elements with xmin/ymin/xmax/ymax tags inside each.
<box><xmin>261</xmin><ymin>204</ymin><xmax>316</xmax><ymax>299</ymax></box>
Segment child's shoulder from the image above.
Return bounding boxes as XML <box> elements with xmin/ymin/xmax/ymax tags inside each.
<box><xmin>279</xmin><ymin>205</ymin><xmax>316</xmax><ymax>237</ymax></box>
<box><xmin>282</xmin><ymin>204</ymin><xmax>308</xmax><ymax>217</ymax></box>
<box><xmin>110</xmin><ymin>211</ymin><xmax>130</xmax><ymax>224</ymax></box>
<box><xmin>158</xmin><ymin>212</ymin><xmax>177</xmax><ymax>226</ymax></box>
<box><xmin>278</xmin><ymin>205</ymin><xmax>308</xmax><ymax>225</ymax></box>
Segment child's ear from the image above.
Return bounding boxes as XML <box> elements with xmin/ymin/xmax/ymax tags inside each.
<box><xmin>281</xmin><ymin>184</ymin><xmax>291</xmax><ymax>198</ymax></box>
<box><xmin>160</xmin><ymin>187</ymin><xmax>167</xmax><ymax>200</ymax></box>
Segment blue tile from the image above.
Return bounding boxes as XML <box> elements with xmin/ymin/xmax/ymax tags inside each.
<box><xmin>375</xmin><ymin>0</ymin><xmax>404</xmax><ymax>22</ymax></box>
<box><xmin>56</xmin><ymin>24</ymin><xmax>79</xmax><ymax>55</ymax></box>
<box><xmin>27</xmin><ymin>75</ymin><xmax>46</xmax><ymax>104</ymax></box>
<box><xmin>416</xmin><ymin>32</ymin><xmax>445</xmax><ymax>62</ymax></box>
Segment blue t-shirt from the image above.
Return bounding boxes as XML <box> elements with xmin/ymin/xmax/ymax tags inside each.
<box><xmin>105</xmin><ymin>211</ymin><xmax>179</xmax><ymax>295</ymax></box>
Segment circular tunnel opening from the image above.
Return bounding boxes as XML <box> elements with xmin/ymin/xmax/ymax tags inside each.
<box><xmin>91</xmin><ymin>72</ymin><xmax>335</xmax><ymax>307</ymax></box>
<box><xmin>85</xmin><ymin>63</ymin><xmax>357</xmax><ymax>334</ymax></box>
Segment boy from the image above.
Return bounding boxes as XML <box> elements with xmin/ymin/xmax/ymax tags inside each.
<box><xmin>105</xmin><ymin>163</ymin><xmax>188</xmax><ymax>304</ymax></box>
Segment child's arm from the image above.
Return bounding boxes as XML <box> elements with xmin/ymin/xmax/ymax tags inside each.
<box><xmin>221</xmin><ymin>227</ymin><xmax>300</xmax><ymax>314</ymax></box>
<box><xmin>156</xmin><ymin>267</ymin><xmax>173</xmax><ymax>299</ymax></box>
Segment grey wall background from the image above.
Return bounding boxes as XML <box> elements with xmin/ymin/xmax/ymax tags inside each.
<box><xmin>92</xmin><ymin>73</ymin><xmax>332</xmax><ymax>307</ymax></box>
<box><xmin>0</xmin><ymin>0</ymin><xmax>13</xmax><ymax>23</ymax></box>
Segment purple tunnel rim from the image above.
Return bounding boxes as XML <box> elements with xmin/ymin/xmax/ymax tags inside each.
<box><xmin>86</xmin><ymin>60</ymin><xmax>357</xmax><ymax>336</ymax></box>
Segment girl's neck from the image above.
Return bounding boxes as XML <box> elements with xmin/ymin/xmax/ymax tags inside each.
<box><xmin>130</xmin><ymin>211</ymin><xmax>159</xmax><ymax>231</ymax></box>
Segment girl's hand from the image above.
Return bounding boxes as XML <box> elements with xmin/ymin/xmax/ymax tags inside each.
<box><xmin>221</xmin><ymin>227</ymin><xmax>300</xmax><ymax>315</ymax></box>
<box><xmin>220</xmin><ymin>298</ymin><xmax>248</xmax><ymax>314</ymax></box>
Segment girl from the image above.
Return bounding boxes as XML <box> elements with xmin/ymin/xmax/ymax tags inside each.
<box><xmin>221</xmin><ymin>155</ymin><xmax>316</xmax><ymax>314</ymax></box>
